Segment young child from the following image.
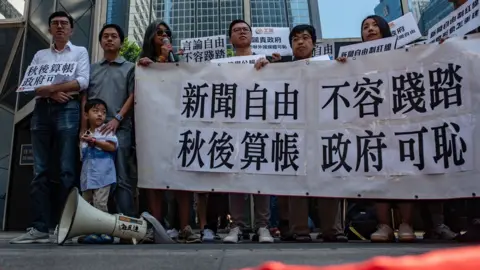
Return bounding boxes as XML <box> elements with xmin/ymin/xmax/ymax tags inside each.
<box><xmin>80</xmin><ymin>98</ymin><xmax>118</xmax><ymax>244</ymax></box>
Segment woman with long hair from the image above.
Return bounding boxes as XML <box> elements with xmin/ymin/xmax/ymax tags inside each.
<box><xmin>137</xmin><ymin>20</ymin><xmax>200</xmax><ymax>243</ymax></box>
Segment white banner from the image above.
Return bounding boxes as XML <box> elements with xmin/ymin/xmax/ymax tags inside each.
<box><xmin>180</xmin><ymin>35</ymin><xmax>227</xmax><ymax>63</ymax></box>
<box><xmin>427</xmin><ymin>0</ymin><xmax>480</xmax><ymax>43</ymax></box>
<box><xmin>135</xmin><ymin>36</ymin><xmax>480</xmax><ymax>199</ymax></box>
<box><xmin>251</xmin><ymin>27</ymin><xmax>291</xmax><ymax>56</ymax></box>
<box><xmin>17</xmin><ymin>62</ymin><xmax>77</xmax><ymax>92</ymax></box>
<box><xmin>338</xmin><ymin>36</ymin><xmax>397</xmax><ymax>59</ymax></box>
<box><xmin>388</xmin><ymin>12</ymin><xmax>422</xmax><ymax>48</ymax></box>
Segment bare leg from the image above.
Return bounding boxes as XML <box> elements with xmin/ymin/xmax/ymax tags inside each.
<box><xmin>176</xmin><ymin>191</ymin><xmax>191</xmax><ymax>229</ymax></box>
<box><xmin>398</xmin><ymin>202</ymin><xmax>413</xmax><ymax>225</ymax></box>
<box><xmin>196</xmin><ymin>193</ymin><xmax>208</xmax><ymax>229</ymax></box>
<box><xmin>371</xmin><ymin>202</ymin><xmax>394</xmax><ymax>242</ymax></box>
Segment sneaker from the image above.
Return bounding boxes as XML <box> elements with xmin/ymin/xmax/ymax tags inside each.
<box><xmin>167</xmin><ymin>228</ymin><xmax>179</xmax><ymax>240</ymax></box>
<box><xmin>201</xmin><ymin>229</ymin><xmax>215</xmax><ymax>242</ymax></box>
<box><xmin>257</xmin><ymin>227</ymin><xmax>274</xmax><ymax>243</ymax></box>
<box><xmin>430</xmin><ymin>224</ymin><xmax>458</xmax><ymax>240</ymax></box>
<box><xmin>398</xmin><ymin>223</ymin><xmax>416</xmax><ymax>242</ymax></box>
<box><xmin>223</xmin><ymin>226</ymin><xmax>241</xmax><ymax>243</ymax></box>
<box><xmin>179</xmin><ymin>225</ymin><xmax>201</xmax><ymax>243</ymax></box>
<box><xmin>10</xmin><ymin>228</ymin><xmax>50</xmax><ymax>244</ymax></box>
<box><xmin>370</xmin><ymin>224</ymin><xmax>394</xmax><ymax>242</ymax></box>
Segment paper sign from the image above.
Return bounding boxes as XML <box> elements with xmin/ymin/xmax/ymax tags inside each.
<box><xmin>427</xmin><ymin>0</ymin><xmax>480</xmax><ymax>43</ymax></box>
<box><xmin>180</xmin><ymin>35</ymin><xmax>227</xmax><ymax>63</ymax></box>
<box><xmin>17</xmin><ymin>62</ymin><xmax>77</xmax><ymax>92</ymax></box>
<box><xmin>389</xmin><ymin>12</ymin><xmax>422</xmax><ymax>48</ymax></box>
<box><xmin>338</xmin><ymin>36</ymin><xmax>397</xmax><ymax>59</ymax></box>
<box><xmin>211</xmin><ymin>55</ymin><xmax>265</xmax><ymax>64</ymax></box>
<box><xmin>251</xmin><ymin>27</ymin><xmax>292</xmax><ymax>56</ymax></box>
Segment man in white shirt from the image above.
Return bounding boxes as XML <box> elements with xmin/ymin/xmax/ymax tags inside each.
<box><xmin>10</xmin><ymin>11</ymin><xmax>90</xmax><ymax>244</ymax></box>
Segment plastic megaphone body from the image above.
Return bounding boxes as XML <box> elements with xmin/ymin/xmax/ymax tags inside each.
<box><xmin>57</xmin><ymin>187</ymin><xmax>174</xmax><ymax>245</ymax></box>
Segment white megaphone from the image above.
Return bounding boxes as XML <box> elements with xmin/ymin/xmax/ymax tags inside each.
<box><xmin>57</xmin><ymin>187</ymin><xmax>174</xmax><ymax>245</ymax></box>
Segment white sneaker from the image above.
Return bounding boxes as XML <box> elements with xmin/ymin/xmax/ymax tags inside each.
<box><xmin>167</xmin><ymin>228</ymin><xmax>179</xmax><ymax>240</ymax></box>
<box><xmin>202</xmin><ymin>229</ymin><xmax>215</xmax><ymax>242</ymax></box>
<box><xmin>257</xmin><ymin>227</ymin><xmax>274</xmax><ymax>243</ymax></box>
<box><xmin>398</xmin><ymin>223</ymin><xmax>415</xmax><ymax>242</ymax></box>
<box><xmin>370</xmin><ymin>224</ymin><xmax>394</xmax><ymax>242</ymax></box>
<box><xmin>223</xmin><ymin>226</ymin><xmax>241</xmax><ymax>243</ymax></box>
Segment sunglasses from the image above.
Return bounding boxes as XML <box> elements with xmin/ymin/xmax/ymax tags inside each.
<box><xmin>156</xmin><ymin>29</ymin><xmax>171</xmax><ymax>37</ymax></box>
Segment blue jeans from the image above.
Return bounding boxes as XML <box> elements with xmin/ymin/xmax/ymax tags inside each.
<box><xmin>30</xmin><ymin>99</ymin><xmax>80</xmax><ymax>233</ymax></box>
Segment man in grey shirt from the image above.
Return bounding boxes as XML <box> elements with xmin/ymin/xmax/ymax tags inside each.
<box><xmin>81</xmin><ymin>24</ymin><xmax>136</xmax><ymax>218</ymax></box>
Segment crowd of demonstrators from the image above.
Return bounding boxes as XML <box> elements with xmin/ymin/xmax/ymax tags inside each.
<box><xmin>9</xmin><ymin>3</ymin><xmax>480</xmax><ymax>245</ymax></box>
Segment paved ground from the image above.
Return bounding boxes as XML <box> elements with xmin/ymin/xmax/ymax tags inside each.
<box><xmin>0</xmin><ymin>232</ymin><xmax>473</xmax><ymax>270</ymax></box>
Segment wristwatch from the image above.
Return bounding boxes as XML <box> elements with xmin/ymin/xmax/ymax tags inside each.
<box><xmin>115</xmin><ymin>114</ymin><xmax>123</xmax><ymax>122</ymax></box>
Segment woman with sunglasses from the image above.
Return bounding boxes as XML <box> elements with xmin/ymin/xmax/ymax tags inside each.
<box><xmin>137</xmin><ymin>21</ymin><xmax>201</xmax><ymax>243</ymax></box>
<box><xmin>138</xmin><ymin>20</ymin><xmax>181</xmax><ymax>66</ymax></box>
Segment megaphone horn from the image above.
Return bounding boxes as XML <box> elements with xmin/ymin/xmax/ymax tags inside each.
<box><xmin>57</xmin><ymin>187</ymin><xmax>148</xmax><ymax>245</ymax></box>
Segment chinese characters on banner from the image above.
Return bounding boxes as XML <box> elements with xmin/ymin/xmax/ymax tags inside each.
<box><xmin>338</xmin><ymin>36</ymin><xmax>397</xmax><ymax>59</ymax></box>
<box><xmin>211</xmin><ymin>54</ymin><xmax>265</xmax><ymax>65</ymax></box>
<box><xmin>315</xmin><ymin>42</ymin><xmax>335</xmax><ymax>59</ymax></box>
<box><xmin>180</xmin><ymin>35</ymin><xmax>227</xmax><ymax>63</ymax></box>
<box><xmin>177</xmin><ymin>81</ymin><xmax>306</xmax><ymax>175</ymax></box>
<box><xmin>388</xmin><ymin>12</ymin><xmax>422</xmax><ymax>48</ymax></box>
<box><xmin>17</xmin><ymin>62</ymin><xmax>77</xmax><ymax>92</ymax></box>
<box><xmin>427</xmin><ymin>0</ymin><xmax>480</xmax><ymax>43</ymax></box>
<box><xmin>134</xmin><ymin>38</ymin><xmax>479</xmax><ymax>198</ymax></box>
<box><xmin>251</xmin><ymin>27</ymin><xmax>292</xmax><ymax>56</ymax></box>
<box><xmin>318</xmin><ymin>60</ymin><xmax>473</xmax><ymax>176</ymax></box>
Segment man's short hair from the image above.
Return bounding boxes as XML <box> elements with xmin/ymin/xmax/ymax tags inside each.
<box><xmin>84</xmin><ymin>98</ymin><xmax>108</xmax><ymax>113</ymax></box>
<box><xmin>48</xmin><ymin>11</ymin><xmax>74</xmax><ymax>28</ymax></box>
<box><xmin>289</xmin><ymin>24</ymin><xmax>317</xmax><ymax>47</ymax></box>
<box><xmin>99</xmin><ymin>24</ymin><xmax>126</xmax><ymax>44</ymax></box>
<box><xmin>228</xmin><ymin>19</ymin><xmax>252</xmax><ymax>37</ymax></box>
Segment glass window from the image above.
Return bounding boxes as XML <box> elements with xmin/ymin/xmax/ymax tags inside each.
<box><xmin>0</xmin><ymin>0</ymin><xmax>25</xmax><ymax>20</ymax></box>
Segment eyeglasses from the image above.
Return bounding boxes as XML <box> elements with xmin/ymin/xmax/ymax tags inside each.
<box><xmin>156</xmin><ymin>29</ymin><xmax>172</xmax><ymax>37</ymax></box>
<box><xmin>50</xmin><ymin>20</ymin><xmax>70</xmax><ymax>27</ymax></box>
<box><xmin>233</xmin><ymin>27</ymin><xmax>250</xmax><ymax>33</ymax></box>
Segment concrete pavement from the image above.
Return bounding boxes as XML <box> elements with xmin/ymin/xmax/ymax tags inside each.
<box><xmin>0</xmin><ymin>231</ymin><xmax>473</xmax><ymax>270</ymax></box>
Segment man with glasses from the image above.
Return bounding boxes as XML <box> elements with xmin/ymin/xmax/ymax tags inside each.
<box><xmin>222</xmin><ymin>19</ymin><xmax>274</xmax><ymax>243</ymax></box>
<box><xmin>11</xmin><ymin>11</ymin><xmax>89</xmax><ymax>244</ymax></box>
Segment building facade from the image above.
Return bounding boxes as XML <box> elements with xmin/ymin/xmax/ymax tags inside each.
<box><xmin>156</xmin><ymin>0</ymin><xmax>322</xmax><ymax>49</ymax></box>
<box><xmin>127</xmin><ymin>0</ymin><xmax>157</xmax><ymax>45</ymax></box>
<box><xmin>374</xmin><ymin>0</ymin><xmax>404</xmax><ymax>22</ymax></box>
<box><xmin>417</xmin><ymin>0</ymin><xmax>453</xmax><ymax>35</ymax></box>
<box><xmin>407</xmin><ymin>0</ymin><xmax>430</xmax><ymax>22</ymax></box>
<box><xmin>106</xmin><ymin>0</ymin><xmax>130</xmax><ymax>33</ymax></box>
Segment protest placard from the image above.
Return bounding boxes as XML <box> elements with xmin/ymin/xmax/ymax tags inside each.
<box><xmin>17</xmin><ymin>62</ymin><xmax>77</xmax><ymax>92</ymax></box>
<box><xmin>427</xmin><ymin>0</ymin><xmax>480</xmax><ymax>43</ymax></box>
<box><xmin>251</xmin><ymin>27</ymin><xmax>291</xmax><ymax>56</ymax></box>
<box><xmin>388</xmin><ymin>12</ymin><xmax>422</xmax><ymax>48</ymax></box>
<box><xmin>338</xmin><ymin>36</ymin><xmax>397</xmax><ymax>59</ymax></box>
<box><xmin>210</xmin><ymin>55</ymin><xmax>265</xmax><ymax>65</ymax></box>
<box><xmin>135</xmin><ymin>37</ymin><xmax>480</xmax><ymax>199</ymax></box>
<box><xmin>180</xmin><ymin>35</ymin><xmax>227</xmax><ymax>63</ymax></box>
